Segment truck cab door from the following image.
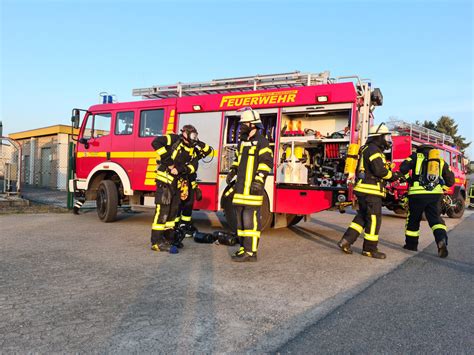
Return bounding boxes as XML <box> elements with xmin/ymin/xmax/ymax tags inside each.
<box><xmin>133</xmin><ymin>105</ymin><xmax>176</xmax><ymax>191</ymax></box>
<box><xmin>76</xmin><ymin>112</ymin><xmax>112</xmax><ymax>179</ymax></box>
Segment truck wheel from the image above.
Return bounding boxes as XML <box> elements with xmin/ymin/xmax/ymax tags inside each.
<box><xmin>447</xmin><ymin>196</ymin><xmax>465</xmax><ymax>219</ymax></box>
<box><xmin>96</xmin><ymin>180</ymin><xmax>118</xmax><ymax>222</ymax></box>
<box><xmin>221</xmin><ymin>188</ymin><xmax>272</xmax><ymax>231</ymax></box>
<box><xmin>287</xmin><ymin>214</ymin><xmax>304</xmax><ymax>226</ymax></box>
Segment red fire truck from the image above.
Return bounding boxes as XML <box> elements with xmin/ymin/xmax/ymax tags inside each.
<box><xmin>383</xmin><ymin>120</ymin><xmax>468</xmax><ymax>218</ymax></box>
<box><xmin>69</xmin><ymin>71</ymin><xmax>383</xmax><ymax>228</ymax></box>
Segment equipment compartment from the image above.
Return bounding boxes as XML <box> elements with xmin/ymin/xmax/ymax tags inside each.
<box><xmin>276</xmin><ymin>105</ymin><xmax>351</xmax><ymax>189</ymax></box>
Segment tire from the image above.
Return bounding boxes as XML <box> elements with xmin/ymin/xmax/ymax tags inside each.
<box><xmin>96</xmin><ymin>180</ymin><xmax>118</xmax><ymax>222</ymax></box>
<box><xmin>287</xmin><ymin>214</ymin><xmax>304</xmax><ymax>226</ymax></box>
<box><xmin>447</xmin><ymin>195</ymin><xmax>465</xmax><ymax>219</ymax></box>
<box><xmin>221</xmin><ymin>187</ymin><xmax>273</xmax><ymax>232</ymax></box>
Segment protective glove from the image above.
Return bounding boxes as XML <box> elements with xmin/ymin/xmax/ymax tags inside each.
<box><xmin>389</xmin><ymin>171</ymin><xmax>403</xmax><ymax>182</ymax></box>
<box><xmin>250</xmin><ymin>180</ymin><xmax>265</xmax><ymax>195</ymax></box>
<box><xmin>226</xmin><ymin>169</ymin><xmax>237</xmax><ymax>185</ymax></box>
<box><xmin>195</xmin><ymin>187</ymin><xmax>202</xmax><ymax>201</ymax></box>
<box><xmin>196</xmin><ymin>140</ymin><xmax>206</xmax><ymax>149</ymax></box>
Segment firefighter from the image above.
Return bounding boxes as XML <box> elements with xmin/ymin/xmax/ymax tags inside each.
<box><xmin>226</xmin><ymin>107</ymin><xmax>273</xmax><ymax>262</ymax></box>
<box><xmin>338</xmin><ymin>123</ymin><xmax>401</xmax><ymax>259</ymax></box>
<box><xmin>399</xmin><ymin>144</ymin><xmax>455</xmax><ymax>258</ymax></box>
<box><xmin>175</xmin><ymin>141</ymin><xmax>213</xmax><ymax>238</ymax></box>
<box><xmin>150</xmin><ymin>125</ymin><xmax>201</xmax><ymax>253</ymax></box>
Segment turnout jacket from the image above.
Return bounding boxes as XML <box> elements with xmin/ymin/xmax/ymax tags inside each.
<box><xmin>230</xmin><ymin>131</ymin><xmax>273</xmax><ymax>206</ymax></box>
<box><xmin>399</xmin><ymin>151</ymin><xmax>454</xmax><ymax>195</ymax></box>
<box><xmin>151</xmin><ymin>134</ymin><xmax>200</xmax><ymax>185</ymax></box>
<box><xmin>354</xmin><ymin>142</ymin><xmax>393</xmax><ymax>197</ymax></box>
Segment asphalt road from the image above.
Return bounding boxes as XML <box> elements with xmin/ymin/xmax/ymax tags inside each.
<box><xmin>279</xmin><ymin>214</ymin><xmax>474</xmax><ymax>354</ymax></box>
<box><xmin>0</xmin><ymin>208</ymin><xmax>471</xmax><ymax>353</ymax></box>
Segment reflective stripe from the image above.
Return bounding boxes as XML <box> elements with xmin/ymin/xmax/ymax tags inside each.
<box><xmin>233</xmin><ymin>193</ymin><xmax>263</xmax><ymax>201</ymax></box>
<box><xmin>414</xmin><ymin>153</ymin><xmax>424</xmax><ymax>175</ymax></box>
<box><xmin>382</xmin><ymin>170</ymin><xmax>393</xmax><ymax>180</ymax></box>
<box><xmin>181</xmin><ymin>215</ymin><xmax>191</xmax><ymax>222</ymax></box>
<box><xmin>156</xmin><ymin>170</ymin><xmax>174</xmax><ymax>183</ymax></box>
<box><xmin>239</xmin><ymin>230</ymin><xmax>261</xmax><ymax>237</ymax></box>
<box><xmin>232</xmin><ymin>199</ymin><xmax>263</xmax><ymax>206</ymax></box>
<box><xmin>175</xmin><ymin>216</ymin><xmax>181</xmax><ymax>223</ymax></box>
<box><xmin>259</xmin><ymin>147</ymin><xmax>273</xmax><ymax>156</ymax></box>
<box><xmin>188</xmin><ymin>164</ymin><xmax>195</xmax><ymax>173</ymax></box>
<box><xmin>156</xmin><ymin>147</ymin><xmax>167</xmax><ymax>156</ymax></box>
<box><xmin>408</xmin><ymin>182</ymin><xmax>443</xmax><ymax>195</ymax></box>
<box><xmin>224</xmin><ymin>187</ymin><xmax>234</xmax><ymax>197</ymax></box>
<box><xmin>369</xmin><ymin>152</ymin><xmax>384</xmax><ymax>161</ymax></box>
<box><xmin>165</xmin><ymin>221</ymin><xmax>175</xmax><ymax>228</ymax></box>
<box><xmin>166</xmin><ymin>135</ymin><xmax>171</xmax><ymax>145</ymax></box>
<box><xmin>406</xmin><ymin>157</ymin><xmax>412</xmax><ymax>162</ymax></box>
<box><xmin>370</xmin><ymin>215</ymin><xmax>377</xmax><ymax>236</ymax></box>
<box><xmin>255</xmin><ymin>175</ymin><xmax>264</xmax><ymax>183</ymax></box>
<box><xmin>354</xmin><ymin>182</ymin><xmax>385</xmax><ymax>197</ymax></box>
<box><xmin>405</xmin><ymin>230</ymin><xmax>420</xmax><ymax>237</ymax></box>
<box><xmin>252</xmin><ymin>210</ymin><xmax>258</xmax><ymax>252</ymax></box>
<box><xmin>191</xmin><ymin>181</ymin><xmax>198</xmax><ymax>188</ymax></box>
<box><xmin>152</xmin><ymin>224</ymin><xmax>166</xmax><ymax>231</ymax></box>
<box><xmin>432</xmin><ymin>224</ymin><xmax>447</xmax><ymax>231</ymax></box>
<box><xmin>349</xmin><ymin>222</ymin><xmax>364</xmax><ymax>234</ymax></box>
<box><xmin>153</xmin><ymin>205</ymin><xmax>160</xmax><ymax>225</ymax></box>
<box><xmin>364</xmin><ymin>233</ymin><xmax>379</xmax><ymax>241</ymax></box>
<box><xmin>257</xmin><ymin>163</ymin><xmax>272</xmax><ymax>172</ymax></box>
<box><xmin>243</xmin><ymin>147</ymin><xmax>256</xmax><ymax>195</ymax></box>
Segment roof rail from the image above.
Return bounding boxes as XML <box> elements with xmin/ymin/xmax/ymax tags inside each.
<box><xmin>388</xmin><ymin>120</ymin><xmax>455</xmax><ymax>147</ymax></box>
<box><xmin>132</xmin><ymin>71</ymin><xmax>334</xmax><ymax>99</ymax></box>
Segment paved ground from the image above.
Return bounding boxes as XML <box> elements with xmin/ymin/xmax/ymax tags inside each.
<box><xmin>0</xmin><ymin>207</ymin><xmax>471</xmax><ymax>353</ymax></box>
<box><xmin>279</xmin><ymin>214</ymin><xmax>474</xmax><ymax>354</ymax></box>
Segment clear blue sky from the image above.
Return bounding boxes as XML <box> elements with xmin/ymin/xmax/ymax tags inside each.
<box><xmin>1</xmin><ymin>0</ymin><xmax>473</xmax><ymax>157</ymax></box>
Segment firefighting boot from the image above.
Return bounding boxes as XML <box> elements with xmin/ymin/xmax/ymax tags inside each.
<box><xmin>173</xmin><ymin>228</ymin><xmax>185</xmax><ymax>249</ymax></box>
<box><xmin>231</xmin><ymin>250</ymin><xmax>257</xmax><ymax>262</ymax></box>
<box><xmin>337</xmin><ymin>238</ymin><xmax>353</xmax><ymax>254</ymax></box>
<box><xmin>403</xmin><ymin>244</ymin><xmax>418</xmax><ymax>251</ymax></box>
<box><xmin>403</xmin><ymin>236</ymin><xmax>418</xmax><ymax>251</ymax></box>
<box><xmin>233</xmin><ymin>246</ymin><xmax>245</xmax><ymax>257</ymax></box>
<box><xmin>362</xmin><ymin>249</ymin><xmax>387</xmax><ymax>259</ymax></box>
<box><xmin>437</xmin><ymin>239</ymin><xmax>448</xmax><ymax>258</ymax></box>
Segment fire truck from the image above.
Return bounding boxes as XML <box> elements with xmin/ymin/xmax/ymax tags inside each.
<box><xmin>383</xmin><ymin>120</ymin><xmax>468</xmax><ymax>218</ymax></box>
<box><xmin>69</xmin><ymin>71</ymin><xmax>383</xmax><ymax>228</ymax></box>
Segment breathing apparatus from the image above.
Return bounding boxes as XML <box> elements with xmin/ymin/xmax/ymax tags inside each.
<box><xmin>181</xmin><ymin>124</ymin><xmax>199</xmax><ymax>147</ymax></box>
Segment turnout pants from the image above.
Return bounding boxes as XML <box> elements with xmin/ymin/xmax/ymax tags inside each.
<box><xmin>235</xmin><ymin>205</ymin><xmax>261</xmax><ymax>253</ymax></box>
<box><xmin>405</xmin><ymin>195</ymin><xmax>447</xmax><ymax>248</ymax></box>
<box><xmin>151</xmin><ymin>183</ymin><xmax>180</xmax><ymax>246</ymax></box>
<box><xmin>342</xmin><ymin>193</ymin><xmax>382</xmax><ymax>252</ymax></box>
<box><xmin>176</xmin><ymin>188</ymin><xmax>195</xmax><ymax>226</ymax></box>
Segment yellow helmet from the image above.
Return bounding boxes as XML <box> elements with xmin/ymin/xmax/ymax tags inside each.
<box><xmin>368</xmin><ymin>123</ymin><xmax>390</xmax><ymax>137</ymax></box>
<box><xmin>239</xmin><ymin>107</ymin><xmax>262</xmax><ymax>125</ymax></box>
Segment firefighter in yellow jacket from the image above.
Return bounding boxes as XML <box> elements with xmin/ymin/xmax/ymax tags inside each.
<box><xmin>338</xmin><ymin>123</ymin><xmax>400</xmax><ymax>259</ymax></box>
<box><xmin>226</xmin><ymin>107</ymin><xmax>273</xmax><ymax>262</ymax></box>
<box><xmin>150</xmin><ymin>125</ymin><xmax>201</xmax><ymax>253</ymax></box>
<box><xmin>399</xmin><ymin>144</ymin><xmax>454</xmax><ymax>257</ymax></box>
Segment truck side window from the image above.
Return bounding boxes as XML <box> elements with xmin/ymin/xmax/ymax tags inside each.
<box><xmin>82</xmin><ymin>113</ymin><xmax>111</xmax><ymax>139</ymax></box>
<box><xmin>140</xmin><ymin>109</ymin><xmax>164</xmax><ymax>137</ymax></box>
<box><xmin>115</xmin><ymin>111</ymin><xmax>134</xmax><ymax>135</ymax></box>
<box><xmin>93</xmin><ymin>113</ymin><xmax>112</xmax><ymax>138</ymax></box>
<box><xmin>445</xmin><ymin>151</ymin><xmax>451</xmax><ymax>166</ymax></box>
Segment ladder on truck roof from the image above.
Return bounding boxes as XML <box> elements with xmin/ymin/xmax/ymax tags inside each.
<box><xmin>132</xmin><ymin>71</ymin><xmax>334</xmax><ymax>99</ymax></box>
<box><xmin>388</xmin><ymin>120</ymin><xmax>454</xmax><ymax>147</ymax></box>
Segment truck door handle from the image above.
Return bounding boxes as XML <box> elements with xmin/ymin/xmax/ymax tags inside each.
<box><xmin>300</xmin><ymin>192</ymin><xmax>307</xmax><ymax>196</ymax></box>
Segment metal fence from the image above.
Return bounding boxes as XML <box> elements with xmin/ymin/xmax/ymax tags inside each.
<box><xmin>0</xmin><ymin>137</ymin><xmax>21</xmax><ymax>195</ymax></box>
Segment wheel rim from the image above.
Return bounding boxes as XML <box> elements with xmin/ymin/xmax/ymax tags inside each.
<box><xmin>97</xmin><ymin>187</ymin><xmax>107</xmax><ymax>218</ymax></box>
<box><xmin>453</xmin><ymin>199</ymin><xmax>464</xmax><ymax>214</ymax></box>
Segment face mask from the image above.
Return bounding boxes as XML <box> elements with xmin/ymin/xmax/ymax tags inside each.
<box><xmin>239</xmin><ymin>124</ymin><xmax>252</xmax><ymax>140</ymax></box>
<box><xmin>383</xmin><ymin>134</ymin><xmax>392</xmax><ymax>149</ymax></box>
